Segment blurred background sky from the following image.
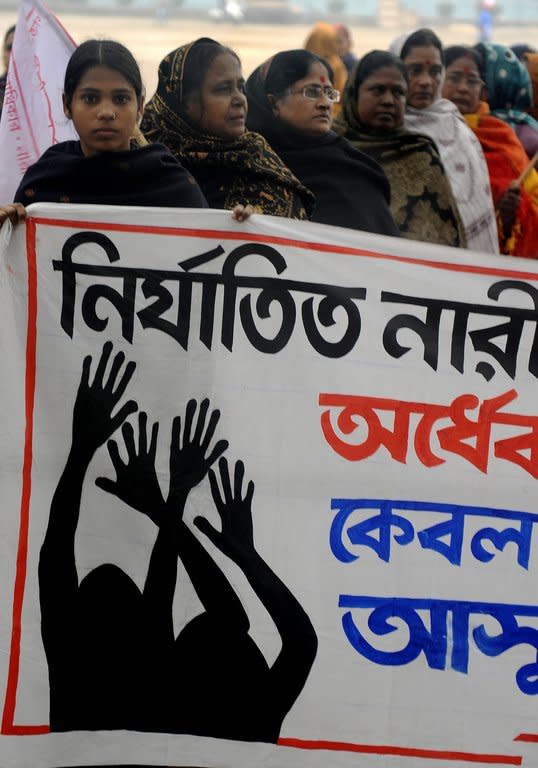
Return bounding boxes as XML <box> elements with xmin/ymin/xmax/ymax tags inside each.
<box><xmin>1</xmin><ymin>0</ymin><xmax>537</xmax><ymax>101</ymax></box>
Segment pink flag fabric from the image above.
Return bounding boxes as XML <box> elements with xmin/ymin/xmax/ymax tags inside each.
<box><xmin>0</xmin><ymin>0</ymin><xmax>76</xmax><ymax>203</ymax></box>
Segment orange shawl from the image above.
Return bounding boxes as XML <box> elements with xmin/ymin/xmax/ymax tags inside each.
<box><xmin>466</xmin><ymin>104</ymin><xmax>538</xmax><ymax>257</ymax></box>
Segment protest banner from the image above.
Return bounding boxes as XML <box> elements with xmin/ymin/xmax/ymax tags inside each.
<box><xmin>1</xmin><ymin>204</ymin><xmax>538</xmax><ymax>768</ymax></box>
<box><xmin>0</xmin><ymin>0</ymin><xmax>76</xmax><ymax>203</ymax></box>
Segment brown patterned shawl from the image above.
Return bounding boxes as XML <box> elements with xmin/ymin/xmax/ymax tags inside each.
<box><xmin>333</xmin><ymin>65</ymin><xmax>466</xmax><ymax>248</ymax></box>
<box><xmin>140</xmin><ymin>39</ymin><xmax>313</xmax><ymax>219</ymax></box>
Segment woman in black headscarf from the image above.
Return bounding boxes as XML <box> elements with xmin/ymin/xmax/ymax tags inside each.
<box><xmin>141</xmin><ymin>38</ymin><xmax>313</xmax><ymax>220</ymax></box>
<box><xmin>245</xmin><ymin>49</ymin><xmax>400</xmax><ymax>236</ymax></box>
<box><xmin>1</xmin><ymin>38</ymin><xmax>208</xmax><ymax>227</ymax></box>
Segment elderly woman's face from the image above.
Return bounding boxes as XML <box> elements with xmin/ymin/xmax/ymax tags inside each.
<box><xmin>184</xmin><ymin>52</ymin><xmax>247</xmax><ymax>140</ymax></box>
<box><xmin>357</xmin><ymin>65</ymin><xmax>407</xmax><ymax>131</ymax></box>
<box><xmin>270</xmin><ymin>61</ymin><xmax>335</xmax><ymax>137</ymax></box>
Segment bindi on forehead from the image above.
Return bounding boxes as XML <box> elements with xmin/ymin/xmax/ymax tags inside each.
<box><xmin>463</xmin><ymin>55</ymin><xmax>477</xmax><ymax>73</ymax></box>
<box><xmin>319</xmin><ymin>75</ymin><xmax>326</xmax><ymax>82</ymax></box>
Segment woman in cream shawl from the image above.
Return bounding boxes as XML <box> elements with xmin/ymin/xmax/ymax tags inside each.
<box><xmin>391</xmin><ymin>28</ymin><xmax>499</xmax><ymax>254</ymax></box>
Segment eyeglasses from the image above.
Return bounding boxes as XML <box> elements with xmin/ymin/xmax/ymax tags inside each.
<box><xmin>288</xmin><ymin>84</ymin><xmax>341</xmax><ymax>103</ymax></box>
<box><xmin>445</xmin><ymin>71</ymin><xmax>484</xmax><ymax>88</ymax></box>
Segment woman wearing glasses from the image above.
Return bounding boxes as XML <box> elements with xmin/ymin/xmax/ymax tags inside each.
<box><xmin>442</xmin><ymin>45</ymin><xmax>538</xmax><ymax>257</ymax></box>
<box><xmin>140</xmin><ymin>38</ymin><xmax>313</xmax><ymax>221</ymax></box>
<box><xmin>391</xmin><ymin>28</ymin><xmax>499</xmax><ymax>254</ymax></box>
<box><xmin>334</xmin><ymin>50</ymin><xmax>465</xmax><ymax>247</ymax></box>
<box><xmin>246</xmin><ymin>49</ymin><xmax>400</xmax><ymax>235</ymax></box>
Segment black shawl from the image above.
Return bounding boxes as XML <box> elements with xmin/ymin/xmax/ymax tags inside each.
<box><xmin>14</xmin><ymin>140</ymin><xmax>208</xmax><ymax>208</ymax></box>
<box><xmin>245</xmin><ymin>65</ymin><xmax>400</xmax><ymax>237</ymax></box>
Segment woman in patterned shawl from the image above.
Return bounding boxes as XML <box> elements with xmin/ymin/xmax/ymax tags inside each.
<box><xmin>334</xmin><ymin>50</ymin><xmax>466</xmax><ymax>247</ymax></box>
<box><xmin>141</xmin><ymin>38</ymin><xmax>313</xmax><ymax>219</ymax></box>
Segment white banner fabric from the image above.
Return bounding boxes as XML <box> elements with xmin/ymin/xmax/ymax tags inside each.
<box><xmin>1</xmin><ymin>204</ymin><xmax>538</xmax><ymax>768</ymax></box>
<box><xmin>0</xmin><ymin>0</ymin><xmax>77</xmax><ymax>203</ymax></box>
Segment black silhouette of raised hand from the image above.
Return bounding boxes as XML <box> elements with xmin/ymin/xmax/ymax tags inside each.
<box><xmin>195</xmin><ymin>455</ymin><xmax>318</xmax><ymax>742</ymax></box>
<box><xmin>196</xmin><ymin>457</ymin><xmax>255</xmax><ymax>563</ymax></box>
<box><xmin>39</xmin><ymin>342</ymin><xmax>142</xmax><ymax>733</ymax></box>
<box><xmin>140</xmin><ymin>398</ymin><xmax>244</xmax><ymax>678</ymax></box>
<box><xmin>72</xmin><ymin>340</ymin><xmax>137</xmax><ymax>460</ymax></box>
<box><xmin>167</xmin><ymin>398</ymin><xmax>228</xmax><ymax>511</ymax></box>
<box><xmin>95</xmin><ymin>412</ymin><xmax>165</xmax><ymax>527</ymax></box>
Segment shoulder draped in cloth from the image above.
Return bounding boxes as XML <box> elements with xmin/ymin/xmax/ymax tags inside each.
<box><xmin>402</xmin><ymin>97</ymin><xmax>499</xmax><ymax>254</ymax></box>
<box><xmin>13</xmin><ymin>140</ymin><xmax>208</xmax><ymax>208</ymax></box>
<box><xmin>465</xmin><ymin>104</ymin><xmax>538</xmax><ymax>258</ymax></box>
<box><xmin>140</xmin><ymin>40</ymin><xmax>313</xmax><ymax>220</ymax></box>
<box><xmin>245</xmin><ymin>63</ymin><xmax>400</xmax><ymax>238</ymax></box>
<box><xmin>333</xmin><ymin>71</ymin><xmax>466</xmax><ymax>248</ymax></box>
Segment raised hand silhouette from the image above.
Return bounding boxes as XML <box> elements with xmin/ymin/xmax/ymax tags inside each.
<box><xmin>72</xmin><ymin>340</ymin><xmax>137</xmax><ymax>458</ymax></box>
<box><xmin>40</xmin><ymin>353</ymin><xmax>317</xmax><ymax>742</ymax></box>
<box><xmin>39</xmin><ymin>342</ymin><xmax>147</xmax><ymax>733</ymax></box>
<box><xmin>95</xmin><ymin>411</ymin><xmax>165</xmax><ymax>526</ymax></box>
<box><xmin>192</xmin><ymin>456</ymin><xmax>318</xmax><ymax>743</ymax></box>
<box><xmin>196</xmin><ymin>457</ymin><xmax>255</xmax><ymax>559</ymax></box>
<box><xmin>168</xmin><ymin>398</ymin><xmax>228</xmax><ymax>508</ymax></box>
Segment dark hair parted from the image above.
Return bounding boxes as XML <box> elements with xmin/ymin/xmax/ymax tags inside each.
<box><xmin>472</xmin><ymin>43</ymin><xmax>492</xmax><ymax>79</ymax></box>
<box><xmin>179</xmin><ymin>38</ymin><xmax>240</xmax><ymax>105</ymax></box>
<box><xmin>350</xmin><ymin>50</ymin><xmax>407</xmax><ymax>101</ymax></box>
<box><xmin>263</xmin><ymin>49</ymin><xmax>334</xmax><ymax>97</ymax></box>
<box><xmin>400</xmin><ymin>28</ymin><xmax>444</xmax><ymax>65</ymax></box>
<box><xmin>4</xmin><ymin>25</ymin><xmax>15</xmax><ymax>45</ymax></box>
<box><xmin>444</xmin><ymin>45</ymin><xmax>483</xmax><ymax>73</ymax></box>
<box><xmin>63</xmin><ymin>39</ymin><xmax>143</xmax><ymax>109</ymax></box>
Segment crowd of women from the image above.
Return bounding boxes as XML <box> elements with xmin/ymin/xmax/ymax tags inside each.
<box><xmin>1</xmin><ymin>19</ymin><xmax>538</xmax><ymax>258</ymax></box>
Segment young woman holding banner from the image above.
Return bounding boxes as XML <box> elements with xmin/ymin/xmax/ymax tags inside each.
<box><xmin>0</xmin><ymin>39</ymin><xmax>256</xmax><ymax>227</ymax></box>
